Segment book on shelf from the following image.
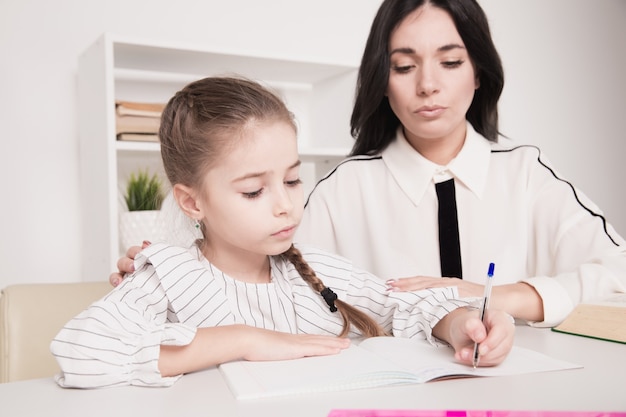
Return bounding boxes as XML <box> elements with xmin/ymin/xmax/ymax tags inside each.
<box><xmin>116</xmin><ymin>133</ymin><xmax>159</xmax><ymax>142</ymax></box>
<box><xmin>115</xmin><ymin>100</ymin><xmax>165</xmax><ymax>118</ymax></box>
<box><xmin>115</xmin><ymin>113</ymin><xmax>161</xmax><ymax>135</ymax></box>
<box><xmin>552</xmin><ymin>293</ymin><xmax>626</xmax><ymax>344</ymax></box>
<box><xmin>218</xmin><ymin>336</ymin><xmax>581</xmax><ymax>400</ymax></box>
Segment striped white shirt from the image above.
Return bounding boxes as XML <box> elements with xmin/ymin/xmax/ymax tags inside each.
<box><xmin>51</xmin><ymin>243</ymin><xmax>469</xmax><ymax>388</ymax></box>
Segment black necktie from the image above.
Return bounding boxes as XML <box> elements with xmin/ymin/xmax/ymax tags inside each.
<box><xmin>435</xmin><ymin>178</ymin><xmax>462</xmax><ymax>278</ymax></box>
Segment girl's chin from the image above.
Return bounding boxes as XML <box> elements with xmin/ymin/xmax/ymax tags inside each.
<box><xmin>270</xmin><ymin>239</ymin><xmax>295</xmax><ymax>255</ymax></box>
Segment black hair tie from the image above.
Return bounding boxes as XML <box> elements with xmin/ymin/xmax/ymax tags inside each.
<box><xmin>320</xmin><ymin>287</ymin><xmax>338</xmax><ymax>312</ymax></box>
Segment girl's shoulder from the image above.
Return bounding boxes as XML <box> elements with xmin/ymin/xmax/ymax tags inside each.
<box><xmin>293</xmin><ymin>243</ymin><xmax>351</xmax><ymax>264</ymax></box>
<box><xmin>291</xmin><ymin>243</ymin><xmax>354</xmax><ymax>280</ymax></box>
<box><xmin>133</xmin><ymin>242</ymin><xmax>203</xmax><ymax>274</ymax></box>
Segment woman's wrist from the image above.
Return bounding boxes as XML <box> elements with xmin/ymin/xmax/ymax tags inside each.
<box><xmin>492</xmin><ymin>283</ymin><xmax>544</xmax><ymax>322</ymax></box>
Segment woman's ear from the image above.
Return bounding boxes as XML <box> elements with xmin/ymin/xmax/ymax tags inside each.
<box><xmin>172</xmin><ymin>184</ymin><xmax>203</xmax><ymax>220</ymax></box>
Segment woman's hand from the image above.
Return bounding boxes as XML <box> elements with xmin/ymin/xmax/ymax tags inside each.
<box><xmin>108</xmin><ymin>241</ymin><xmax>150</xmax><ymax>287</ymax></box>
<box><xmin>387</xmin><ymin>276</ymin><xmax>545</xmax><ymax>322</ymax></box>
<box><xmin>387</xmin><ymin>276</ymin><xmax>484</xmax><ymax>298</ymax></box>
<box><xmin>433</xmin><ymin>308</ymin><xmax>515</xmax><ymax>367</ymax></box>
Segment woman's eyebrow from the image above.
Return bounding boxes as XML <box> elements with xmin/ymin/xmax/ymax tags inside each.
<box><xmin>389</xmin><ymin>43</ymin><xmax>466</xmax><ymax>56</ymax></box>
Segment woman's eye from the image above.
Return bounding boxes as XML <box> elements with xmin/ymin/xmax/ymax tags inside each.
<box><xmin>243</xmin><ymin>189</ymin><xmax>263</xmax><ymax>199</ymax></box>
<box><xmin>285</xmin><ymin>179</ymin><xmax>302</xmax><ymax>187</ymax></box>
<box><xmin>442</xmin><ymin>60</ymin><xmax>464</xmax><ymax>69</ymax></box>
<box><xmin>391</xmin><ymin>65</ymin><xmax>413</xmax><ymax>74</ymax></box>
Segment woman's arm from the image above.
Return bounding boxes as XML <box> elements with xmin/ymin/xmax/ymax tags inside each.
<box><xmin>388</xmin><ymin>278</ymin><xmax>544</xmax><ymax>322</ymax></box>
<box><xmin>335</xmin><ymin>262</ymin><xmax>514</xmax><ymax>366</ymax></box>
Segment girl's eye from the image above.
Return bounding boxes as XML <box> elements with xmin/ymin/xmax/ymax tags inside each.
<box><xmin>243</xmin><ymin>189</ymin><xmax>263</xmax><ymax>199</ymax></box>
<box><xmin>391</xmin><ymin>65</ymin><xmax>413</xmax><ymax>74</ymax></box>
<box><xmin>285</xmin><ymin>179</ymin><xmax>302</xmax><ymax>187</ymax></box>
<box><xmin>442</xmin><ymin>60</ymin><xmax>464</xmax><ymax>69</ymax></box>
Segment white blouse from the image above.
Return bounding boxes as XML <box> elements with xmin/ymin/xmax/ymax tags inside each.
<box><xmin>51</xmin><ymin>243</ymin><xmax>468</xmax><ymax>388</ymax></box>
<box><xmin>297</xmin><ymin>123</ymin><xmax>626</xmax><ymax>327</ymax></box>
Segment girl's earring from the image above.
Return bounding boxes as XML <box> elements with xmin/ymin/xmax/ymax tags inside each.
<box><xmin>194</xmin><ymin>219</ymin><xmax>201</xmax><ymax>230</ymax></box>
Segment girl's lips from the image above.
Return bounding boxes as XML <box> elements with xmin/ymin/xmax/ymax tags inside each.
<box><xmin>272</xmin><ymin>225</ymin><xmax>297</xmax><ymax>238</ymax></box>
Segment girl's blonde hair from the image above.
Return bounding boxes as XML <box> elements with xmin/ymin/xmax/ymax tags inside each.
<box><xmin>159</xmin><ymin>76</ymin><xmax>386</xmax><ymax>338</ymax></box>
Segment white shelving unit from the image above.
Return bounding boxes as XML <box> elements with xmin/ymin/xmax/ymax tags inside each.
<box><xmin>77</xmin><ymin>33</ymin><xmax>357</xmax><ymax>280</ymax></box>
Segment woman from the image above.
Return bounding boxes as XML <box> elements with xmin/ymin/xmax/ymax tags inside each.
<box><xmin>296</xmin><ymin>0</ymin><xmax>626</xmax><ymax>327</ymax></box>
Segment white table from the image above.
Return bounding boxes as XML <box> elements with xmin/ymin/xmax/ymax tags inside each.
<box><xmin>1</xmin><ymin>326</ymin><xmax>624</xmax><ymax>416</ymax></box>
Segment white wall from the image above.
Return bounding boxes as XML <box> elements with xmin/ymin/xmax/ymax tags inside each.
<box><xmin>1</xmin><ymin>0</ymin><xmax>624</xmax><ymax>289</ymax></box>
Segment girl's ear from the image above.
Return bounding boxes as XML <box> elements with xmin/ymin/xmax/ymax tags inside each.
<box><xmin>172</xmin><ymin>184</ymin><xmax>203</xmax><ymax>220</ymax></box>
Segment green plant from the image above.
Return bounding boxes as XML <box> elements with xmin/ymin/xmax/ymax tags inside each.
<box><xmin>124</xmin><ymin>169</ymin><xmax>164</xmax><ymax>211</ymax></box>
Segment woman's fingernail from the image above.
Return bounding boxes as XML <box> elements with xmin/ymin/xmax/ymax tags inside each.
<box><xmin>142</xmin><ymin>240</ymin><xmax>152</xmax><ymax>248</ymax></box>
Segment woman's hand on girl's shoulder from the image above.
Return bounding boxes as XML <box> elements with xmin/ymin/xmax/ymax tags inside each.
<box><xmin>109</xmin><ymin>241</ymin><xmax>151</xmax><ymax>287</ymax></box>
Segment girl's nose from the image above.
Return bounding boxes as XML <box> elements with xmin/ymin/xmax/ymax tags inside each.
<box><xmin>274</xmin><ymin>186</ymin><xmax>294</xmax><ymax>216</ymax></box>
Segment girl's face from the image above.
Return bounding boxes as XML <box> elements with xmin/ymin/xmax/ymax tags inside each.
<box><xmin>194</xmin><ymin>120</ymin><xmax>303</xmax><ymax>263</ymax></box>
<box><xmin>386</xmin><ymin>5</ymin><xmax>478</xmax><ymax>157</ymax></box>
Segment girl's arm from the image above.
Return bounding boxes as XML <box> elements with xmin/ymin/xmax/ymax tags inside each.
<box><xmin>159</xmin><ymin>325</ymin><xmax>350</xmax><ymax>377</ymax></box>
<box><xmin>53</xmin><ymin>257</ymin><xmax>350</xmax><ymax>388</ymax></box>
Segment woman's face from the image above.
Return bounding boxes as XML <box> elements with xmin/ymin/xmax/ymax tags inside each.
<box><xmin>386</xmin><ymin>5</ymin><xmax>478</xmax><ymax>158</ymax></box>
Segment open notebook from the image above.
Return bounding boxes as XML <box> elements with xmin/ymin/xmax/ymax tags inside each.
<box><xmin>219</xmin><ymin>336</ymin><xmax>581</xmax><ymax>400</ymax></box>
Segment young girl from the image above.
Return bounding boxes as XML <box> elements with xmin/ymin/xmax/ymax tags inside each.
<box><xmin>51</xmin><ymin>76</ymin><xmax>514</xmax><ymax>389</ymax></box>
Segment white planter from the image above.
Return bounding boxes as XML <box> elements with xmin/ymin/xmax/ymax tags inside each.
<box><xmin>119</xmin><ymin>210</ymin><xmax>165</xmax><ymax>250</ymax></box>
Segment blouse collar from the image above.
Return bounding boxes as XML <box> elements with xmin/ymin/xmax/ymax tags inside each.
<box><xmin>382</xmin><ymin>122</ymin><xmax>492</xmax><ymax>206</ymax></box>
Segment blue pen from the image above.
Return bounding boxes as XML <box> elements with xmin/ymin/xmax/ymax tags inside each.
<box><xmin>473</xmin><ymin>262</ymin><xmax>495</xmax><ymax>368</ymax></box>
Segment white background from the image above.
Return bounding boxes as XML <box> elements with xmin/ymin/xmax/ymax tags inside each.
<box><xmin>1</xmin><ymin>0</ymin><xmax>624</xmax><ymax>290</ymax></box>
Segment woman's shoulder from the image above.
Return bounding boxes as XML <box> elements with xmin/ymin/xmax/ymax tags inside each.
<box><xmin>490</xmin><ymin>137</ymin><xmax>557</xmax><ymax>166</ymax></box>
<box><xmin>316</xmin><ymin>155</ymin><xmax>385</xmax><ymax>184</ymax></box>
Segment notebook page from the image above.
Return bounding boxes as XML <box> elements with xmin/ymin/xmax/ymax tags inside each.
<box><xmin>359</xmin><ymin>337</ymin><xmax>582</xmax><ymax>379</ymax></box>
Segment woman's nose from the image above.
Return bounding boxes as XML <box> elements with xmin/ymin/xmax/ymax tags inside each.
<box><xmin>416</xmin><ymin>65</ymin><xmax>440</xmax><ymax>96</ymax></box>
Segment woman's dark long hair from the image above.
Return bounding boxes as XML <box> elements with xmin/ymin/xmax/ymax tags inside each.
<box><xmin>350</xmin><ymin>0</ymin><xmax>504</xmax><ymax>156</ymax></box>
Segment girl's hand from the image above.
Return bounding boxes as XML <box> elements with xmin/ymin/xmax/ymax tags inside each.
<box><xmin>387</xmin><ymin>276</ymin><xmax>485</xmax><ymax>298</ymax></box>
<box><xmin>108</xmin><ymin>241</ymin><xmax>151</xmax><ymax>287</ymax></box>
<box><xmin>434</xmin><ymin>308</ymin><xmax>515</xmax><ymax>367</ymax></box>
<box><xmin>243</xmin><ymin>329</ymin><xmax>351</xmax><ymax>361</ymax></box>
<box><xmin>159</xmin><ymin>325</ymin><xmax>351</xmax><ymax>377</ymax></box>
